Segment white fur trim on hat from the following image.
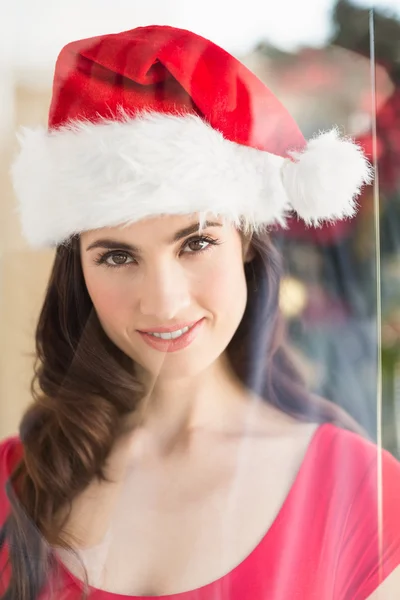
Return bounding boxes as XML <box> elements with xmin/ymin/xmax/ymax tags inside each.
<box><xmin>282</xmin><ymin>127</ymin><xmax>374</xmax><ymax>225</ymax></box>
<box><xmin>11</xmin><ymin>111</ymin><xmax>372</xmax><ymax>248</ymax></box>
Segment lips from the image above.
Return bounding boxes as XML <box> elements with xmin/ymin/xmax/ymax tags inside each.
<box><xmin>138</xmin><ymin>320</ymin><xmax>200</xmax><ymax>334</ymax></box>
<box><xmin>137</xmin><ymin>318</ymin><xmax>205</xmax><ymax>353</ymax></box>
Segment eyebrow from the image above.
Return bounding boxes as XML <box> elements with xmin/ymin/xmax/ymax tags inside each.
<box><xmin>85</xmin><ymin>220</ymin><xmax>223</xmax><ymax>253</ymax></box>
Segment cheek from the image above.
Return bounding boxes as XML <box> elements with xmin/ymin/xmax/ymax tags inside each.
<box><xmin>194</xmin><ymin>247</ymin><xmax>248</xmax><ymax>318</ymax></box>
<box><xmin>83</xmin><ymin>268</ymin><xmax>133</xmax><ymax>329</ymax></box>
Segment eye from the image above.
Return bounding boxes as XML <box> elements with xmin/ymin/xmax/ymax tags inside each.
<box><xmin>94</xmin><ymin>251</ymin><xmax>135</xmax><ymax>268</ymax></box>
<box><xmin>181</xmin><ymin>235</ymin><xmax>220</xmax><ymax>254</ymax></box>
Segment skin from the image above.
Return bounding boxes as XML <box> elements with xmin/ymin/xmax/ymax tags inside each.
<box><xmin>59</xmin><ymin>215</ymin><xmax>321</xmax><ymax>594</ymax></box>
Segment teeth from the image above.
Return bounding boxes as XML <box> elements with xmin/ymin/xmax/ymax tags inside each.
<box><xmin>149</xmin><ymin>326</ymin><xmax>190</xmax><ymax>340</ymax></box>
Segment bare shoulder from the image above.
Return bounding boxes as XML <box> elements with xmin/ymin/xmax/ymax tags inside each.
<box><xmin>236</xmin><ymin>398</ymin><xmax>322</xmax><ymax>479</ymax></box>
<box><xmin>245</xmin><ymin>397</ymin><xmax>321</xmax><ymax>446</ymax></box>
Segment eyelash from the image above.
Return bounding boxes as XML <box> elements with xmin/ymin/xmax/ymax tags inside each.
<box><xmin>93</xmin><ymin>235</ymin><xmax>221</xmax><ymax>269</ymax></box>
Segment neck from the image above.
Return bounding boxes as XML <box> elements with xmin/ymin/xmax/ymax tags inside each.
<box><xmin>131</xmin><ymin>354</ymin><xmax>255</xmax><ymax>456</ymax></box>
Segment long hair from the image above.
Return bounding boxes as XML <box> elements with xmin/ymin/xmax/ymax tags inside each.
<box><xmin>0</xmin><ymin>231</ymin><xmax>365</xmax><ymax>599</ymax></box>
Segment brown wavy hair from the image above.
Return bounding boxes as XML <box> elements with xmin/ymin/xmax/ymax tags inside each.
<box><xmin>0</xmin><ymin>231</ymin><xmax>366</xmax><ymax>599</ymax></box>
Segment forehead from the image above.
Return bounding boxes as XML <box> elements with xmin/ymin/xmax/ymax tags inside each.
<box><xmin>80</xmin><ymin>214</ymin><xmax>227</xmax><ymax>246</ymax></box>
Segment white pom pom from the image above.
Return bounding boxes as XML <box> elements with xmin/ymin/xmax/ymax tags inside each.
<box><xmin>281</xmin><ymin>128</ymin><xmax>373</xmax><ymax>225</ymax></box>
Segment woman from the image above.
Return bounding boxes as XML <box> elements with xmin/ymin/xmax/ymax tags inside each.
<box><xmin>1</xmin><ymin>24</ymin><xmax>399</xmax><ymax>600</ymax></box>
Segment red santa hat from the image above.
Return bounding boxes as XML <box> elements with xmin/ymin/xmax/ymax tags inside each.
<box><xmin>11</xmin><ymin>25</ymin><xmax>373</xmax><ymax>248</ymax></box>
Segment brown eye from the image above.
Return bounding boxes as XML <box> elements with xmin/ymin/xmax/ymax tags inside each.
<box><xmin>186</xmin><ymin>239</ymin><xmax>209</xmax><ymax>252</ymax></box>
<box><xmin>98</xmin><ymin>251</ymin><xmax>135</xmax><ymax>267</ymax></box>
<box><xmin>107</xmin><ymin>252</ymin><xmax>130</xmax><ymax>265</ymax></box>
<box><xmin>182</xmin><ymin>235</ymin><xmax>218</xmax><ymax>255</ymax></box>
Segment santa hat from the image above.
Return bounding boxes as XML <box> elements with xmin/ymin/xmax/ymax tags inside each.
<box><xmin>11</xmin><ymin>25</ymin><xmax>373</xmax><ymax>248</ymax></box>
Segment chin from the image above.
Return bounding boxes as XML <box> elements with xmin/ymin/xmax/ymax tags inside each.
<box><xmin>134</xmin><ymin>351</ymin><xmax>217</xmax><ymax>382</ymax></box>
<box><xmin>108</xmin><ymin>323</ymin><xmax>238</xmax><ymax>382</ymax></box>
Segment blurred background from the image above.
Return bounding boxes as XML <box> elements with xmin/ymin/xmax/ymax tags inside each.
<box><xmin>1</xmin><ymin>0</ymin><xmax>399</xmax><ymax>455</ymax></box>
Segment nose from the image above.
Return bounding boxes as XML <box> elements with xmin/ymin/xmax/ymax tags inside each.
<box><xmin>138</xmin><ymin>261</ymin><xmax>192</xmax><ymax>321</ymax></box>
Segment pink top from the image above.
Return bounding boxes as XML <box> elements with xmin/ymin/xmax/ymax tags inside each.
<box><xmin>1</xmin><ymin>423</ymin><xmax>400</xmax><ymax>599</ymax></box>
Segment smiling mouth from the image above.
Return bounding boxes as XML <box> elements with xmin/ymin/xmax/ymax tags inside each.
<box><xmin>137</xmin><ymin>319</ymin><xmax>205</xmax><ymax>352</ymax></box>
<box><xmin>138</xmin><ymin>319</ymin><xmax>200</xmax><ymax>337</ymax></box>
<box><xmin>146</xmin><ymin>325</ymin><xmax>193</xmax><ymax>340</ymax></box>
